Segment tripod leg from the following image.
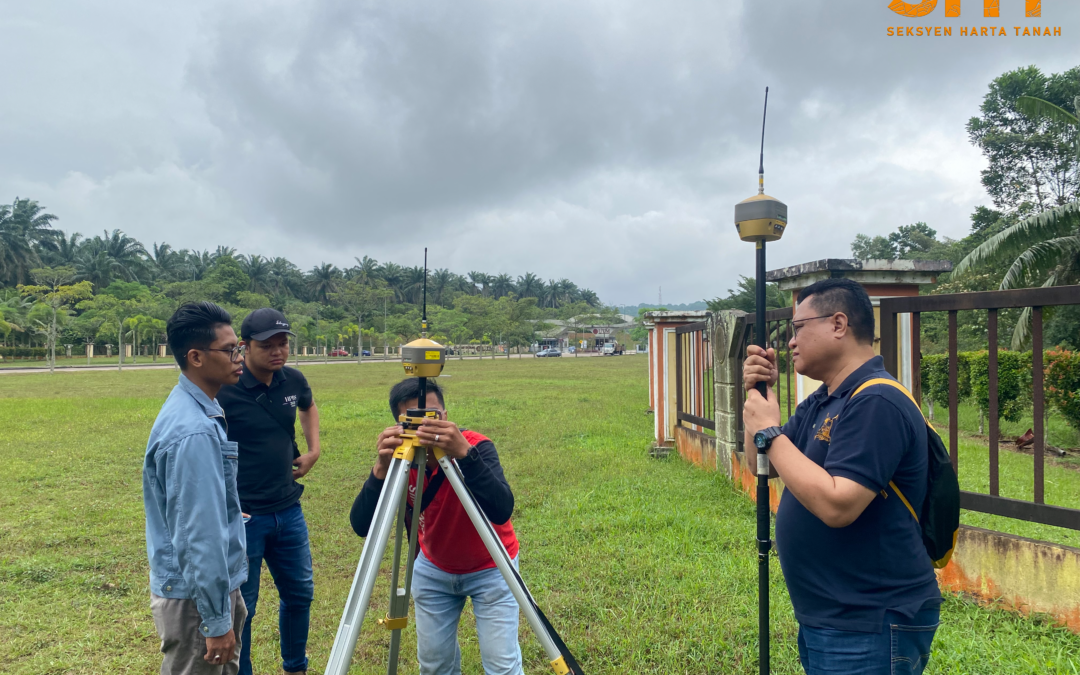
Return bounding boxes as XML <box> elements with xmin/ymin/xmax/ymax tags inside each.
<box><xmin>433</xmin><ymin>451</ymin><xmax>574</xmax><ymax>675</ymax></box>
<box><xmin>385</xmin><ymin>447</ymin><xmax>426</xmax><ymax>675</ymax></box>
<box><xmin>325</xmin><ymin>456</ymin><xmax>411</xmax><ymax>675</ymax></box>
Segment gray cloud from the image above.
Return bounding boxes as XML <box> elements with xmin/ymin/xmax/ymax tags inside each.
<box><xmin>1</xmin><ymin>0</ymin><xmax>1077</xmax><ymax>305</ymax></box>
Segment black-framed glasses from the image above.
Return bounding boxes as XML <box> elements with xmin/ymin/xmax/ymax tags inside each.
<box><xmin>195</xmin><ymin>345</ymin><xmax>246</xmax><ymax>362</ymax></box>
<box><xmin>791</xmin><ymin>314</ymin><xmax>836</xmax><ymax>337</ymax></box>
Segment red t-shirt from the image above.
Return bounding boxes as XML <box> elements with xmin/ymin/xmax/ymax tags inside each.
<box><xmin>407</xmin><ymin>430</ymin><xmax>519</xmax><ymax>574</ymax></box>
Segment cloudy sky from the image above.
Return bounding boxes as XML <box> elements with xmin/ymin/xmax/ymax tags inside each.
<box><xmin>3</xmin><ymin>1</ymin><xmax>1077</xmax><ymax>306</ymax></box>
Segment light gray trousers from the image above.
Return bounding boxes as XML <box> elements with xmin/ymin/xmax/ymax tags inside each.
<box><xmin>151</xmin><ymin>589</ymin><xmax>248</xmax><ymax>675</ymax></box>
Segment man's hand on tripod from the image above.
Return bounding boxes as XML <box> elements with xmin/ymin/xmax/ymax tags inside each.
<box><xmin>416</xmin><ymin>418</ymin><xmax>471</xmax><ymax>460</ymax></box>
<box><xmin>373</xmin><ymin>425</ymin><xmax>404</xmax><ymax>480</ymax></box>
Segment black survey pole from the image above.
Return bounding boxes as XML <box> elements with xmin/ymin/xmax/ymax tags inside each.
<box><xmin>735</xmin><ymin>86</ymin><xmax>787</xmax><ymax>675</ymax></box>
<box><xmin>755</xmin><ymin>240</ymin><xmax>770</xmax><ymax>675</ymax></box>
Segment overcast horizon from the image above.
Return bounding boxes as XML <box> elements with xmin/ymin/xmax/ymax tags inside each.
<box><xmin>3</xmin><ymin>1</ymin><xmax>1077</xmax><ymax>306</ymax></box>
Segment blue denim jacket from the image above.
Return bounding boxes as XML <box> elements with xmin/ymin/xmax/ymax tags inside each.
<box><xmin>143</xmin><ymin>374</ymin><xmax>248</xmax><ymax>637</ymax></box>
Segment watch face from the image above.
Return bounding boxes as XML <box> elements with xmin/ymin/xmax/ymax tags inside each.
<box><xmin>754</xmin><ymin>432</ymin><xmax>767</xmax><ymax>449</ymax></box>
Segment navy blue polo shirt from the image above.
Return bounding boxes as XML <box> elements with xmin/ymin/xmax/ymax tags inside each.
<box><xmin>775</xmin><ymin>356</ymin><xmax>941</xmax><ymax>632</ymax></box>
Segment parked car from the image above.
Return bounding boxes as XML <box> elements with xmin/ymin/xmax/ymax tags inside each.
<box><xmin>535</xmin><ymin>348</ymin><xmax>562</xmax><ymax>357</ymax></box>
<box><xmin>330</xmin><ymin>348</ymin><xmax>349</xmax><ymax>357</ymax></box>
<box><xmin>354</xmin><ymin>349</ymin><xmax>372</xmax><ymax>357</ymax></box>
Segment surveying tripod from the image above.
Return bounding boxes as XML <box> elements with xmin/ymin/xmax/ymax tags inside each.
<box><xmin>324</xmin><ymin>397</ymin><xmax>582</xmax><ymax>675</ymax></box>
<box><xmin>325</xmin><ymin>249</ymin><xmax>582</xmax><ymax>675</ymax></box>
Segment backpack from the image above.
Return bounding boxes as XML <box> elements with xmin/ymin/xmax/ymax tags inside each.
<box><xmin>851</xmin><ymin>378</ymin><xmax>960</xmax><ymax>569</ymax></box>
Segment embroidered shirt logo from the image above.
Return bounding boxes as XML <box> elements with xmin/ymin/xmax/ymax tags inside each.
<box><xmin>815</xmin><ymin>414</ymin><xmax>839</xmax><ymax>442</ymax></box>
<box><xmin>283</xmin><ymin>394</ymin><xmax>298</xmax><ymax>408</ymax></box>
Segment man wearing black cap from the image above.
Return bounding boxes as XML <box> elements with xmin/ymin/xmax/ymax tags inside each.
<box><xmin>217</xmin><ymin>308</ymin><xmax>320</xmax><ymax>675</ymax></box>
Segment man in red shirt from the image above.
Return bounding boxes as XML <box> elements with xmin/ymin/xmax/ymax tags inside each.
<box><xmin>350</xmin><ymin>378</ymin><xmax>522</xmax><ymax>675</ymax></box>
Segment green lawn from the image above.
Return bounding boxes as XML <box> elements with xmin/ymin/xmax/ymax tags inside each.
<box><xmin>1</xmin><ymin>356</ymin><xmax>1078</xmax><ymax>674</ymax></box>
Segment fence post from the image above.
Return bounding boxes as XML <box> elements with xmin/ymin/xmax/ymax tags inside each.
<box><xmin>712</xmin><ymin>311</ymin><xmax>748</xmax><ymax>478</ymax></box>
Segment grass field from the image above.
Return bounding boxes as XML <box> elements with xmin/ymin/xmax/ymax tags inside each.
<box><xmin>2</xmin><ymin>356</ymin><xmax>1079</xmax><ymax>674</ymax></box>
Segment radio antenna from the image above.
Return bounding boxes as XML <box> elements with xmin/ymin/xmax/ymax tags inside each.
<box><xmin>421</xmin><ymin>248</ymin><xmax>429</xmax><ymax>338</ymax></box>
<box><xmin>758</xmin><ymin>86</ymin><xmax>769</xmax><ymax>194</ymax></box>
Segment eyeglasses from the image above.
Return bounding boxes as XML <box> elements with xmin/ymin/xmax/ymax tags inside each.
<box><xmin>195</xmin><ymin>345</ymin><xmax>246</xmax><ymax>362</ymax></box>
<box><xmin>791</xmin><ymin>314</ymin><xmax>836</xmax><ymax>337</ymax></box>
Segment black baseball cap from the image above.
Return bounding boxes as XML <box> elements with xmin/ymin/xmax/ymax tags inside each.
<box><xmin>241</xmin><ymin>308</ymin><xmax>296</xmax><ymax>341</ymax></box>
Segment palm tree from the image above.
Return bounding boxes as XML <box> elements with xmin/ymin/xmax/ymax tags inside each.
<box><xmin>542</xmin><ymin>279</ymin><xmax>559</xmax><ymax>308</ymax></box>
<box><xmin>431</xmin><ymin>268</ymin><xmax>453</xmax><ymax>306</ymax></box>
<box><xmin>47</xmin><ymin>231</ymin><xmax>84</xmax><ymax>267</ymax></box>
<box><xmin>0</xmin><ymin>198</ymin><xmax>59</xmax><ymax>286</ymax></box>
<box><xmin>149</xmin><ymin>242</ymin><xmax>185</xmax><ymax>281</ymax></box>
<box><xmin>579</xmin><ymin>288</ymin><xmax>600</xmax><ymax>307</ymax></box>
<box><xmin>491</xmin><ymin>273</ymin><xmax>515</xmax><ymax>299</ymax></box>
<box><xmin>350</xmin><ymin>256</ymin><xmax>380</xmax><ymax>284</ymax></box>
<box><xmin>268</xmin><ymin>257</ymin><xmax>302</xmax><ymax>298</ymax></box>
<box><xmin>212</xmin><ymin>245</ymin><xmax>237</xmax><ymax>261</ymax></box>
<box><xmin>467</xmin><ymin>271</ymin><xmax>488</xmax><ymax>296</ymax></box>
<box><xmin>1016</xmin><ymin>94</ymin><xmax>1080</xmax><ymax>158</ymax></box>
<box><xmin>380</xmin><ymin>262</ymin><xmax>405</xmax><ymax>302</ymax></box>
<box><xmin>306</xmin><ymin>263</ymin><xmax>342</xmax><ymax>303</ymax></box>
<box><xmin>404</xmin><ymin>266</ymin><xmax>427</xmax><ymax>304</ymax></box>
<box><xmin>516</xmin><ymin>272</ymin><xmax>541</xmax><ymax>299</ymax></box>
<box><xmin>954</xmin><ymin>95</ymin><xmax>1080</xmax><ymax>348</ymax></box>
<box><xmin>92</xmin><ymin>229</ymin><xmax>148</xmax><ymax>282</ymax></box>
<box><xmin>954</xmin><ymin>202</ymin><xmax>1080</xmax><ymax>348</ymax></box>
<box><xmin>241</xmin><ymin>255</ymin><xmax>272</xmax><ymax>294</ymax></box>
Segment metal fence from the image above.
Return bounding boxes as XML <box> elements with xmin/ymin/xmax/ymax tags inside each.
<box><xmin>736</xmin><ymin>307</ymin><xmax>796</xmax><ymax>453</ymax></box>
<box><xmin>880</xmin><ymin>285</ymin><xmax>1080</xmax><ymax>531</ymax></box>
<box><xmin>675</xmin><ymin>320</ymin><xmax>715</xmax><ymax>432</ymax></box>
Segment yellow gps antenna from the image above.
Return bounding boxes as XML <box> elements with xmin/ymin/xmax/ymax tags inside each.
<box><xmin>401</xmin><ymin>248</ymin><xmax>446</xmax><ymax>382</ymax></box>
<box><xmin>735</xmin><ymin>86</ymin><xmax>787</xmax><ymax>675</ymax></box>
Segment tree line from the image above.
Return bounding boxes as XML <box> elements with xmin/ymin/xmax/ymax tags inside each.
<box><xmin>0</xmin><ymin>203</ymin><xmax>620</xmax><ymax>366</ymax></box>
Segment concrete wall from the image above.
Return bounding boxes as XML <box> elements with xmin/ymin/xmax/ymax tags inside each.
<box><xmin>681</xmin><ymin>309</ymin><xmax>1080</xmax><ymax>635</ymax></box>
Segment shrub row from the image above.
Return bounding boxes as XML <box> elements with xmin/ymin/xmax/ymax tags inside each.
<box><xmin>1046</xmin><ymin>349</ymin><xmax>1080</xmax><ymax>432</ymax></box>
<box><xmin>0</xmin><ymin>347</ymin><xmax>48</xmax><ymax>359</ymax></box>
<box><xmin>921</xmin><ymin>349</ymin><xmax>1080</xmax><ymax>432</ymax></box>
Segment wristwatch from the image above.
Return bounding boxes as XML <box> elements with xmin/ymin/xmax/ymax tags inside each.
<box><xmin>753</xmin><ymin>426</ymin><xmax>784</xmax><ymax>453</ymax></box>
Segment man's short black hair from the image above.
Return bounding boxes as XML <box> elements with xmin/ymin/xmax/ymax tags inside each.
<box><xmin>798</xmin><ymin>278</ymin><xmax>875</xmax><ymax>345</ymax></box>
<box><xmin>167</xmin><ymin>302</ymin><xmax>233</xmax><ymax>370</ymax></box>
<box><xmin>389</xmin><ymin>377</ymin><xmax>445</xmax><ymax>418</ymax></box>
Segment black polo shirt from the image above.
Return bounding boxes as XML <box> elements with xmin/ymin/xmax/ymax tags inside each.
<box><xmin>774</xmin><ymin>356</ymin><xmax>941</xmax><ymax>633</ymax></box>
<box><xmin>217</xmin><ymin>365</ymin><xmax>313</xmax><ymax>515</ymax></box>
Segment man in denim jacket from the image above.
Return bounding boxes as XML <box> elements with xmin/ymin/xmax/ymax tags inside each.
<box><xmin>144</xmin><ymin>302</ymin><xmax>250</xmax><ymax>674</ymax></box>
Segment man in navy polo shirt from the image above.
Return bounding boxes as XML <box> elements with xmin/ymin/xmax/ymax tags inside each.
<box><xmin>743</xmin><ymin>278</ymin><xmax>941</xmax><ymax>675</ymax></box>
<box><xmin>218</xmin><ymin>308</ymin><xmax>321</xmax><ymax>675</ymax></box>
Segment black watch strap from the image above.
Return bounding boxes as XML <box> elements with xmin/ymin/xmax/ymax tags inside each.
<box><xmin>755</xmin><ymin>426</ymin><xmax>784</xmax><ymax>452</ymax></box>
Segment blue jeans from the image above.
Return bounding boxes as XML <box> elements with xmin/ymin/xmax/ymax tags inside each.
<box><xmin>411</xmin><ymin>550</ymin><xmax>524</xmax><ymax>675</ymax></box>
<box><xmin>239</xmin><ymin>503</ymin><xmax>314</xmax><ymax>675</ymax></box>
<box><xmin>797</xmin><ymin>605</ymin><xmax>940</xmax><ymax>675</ymax></box>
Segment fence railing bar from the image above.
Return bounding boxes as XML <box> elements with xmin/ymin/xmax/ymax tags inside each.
<box><xmin>960</xmin><ymin>492</ymin><xmax>1080</xmax><ymax>531</ymax></box>
<box><xmin>1033</xmin><ymin>306</ymin><xmax>1045</xmax><ymax>505</ymax></box>
<box><xmin>675</xmin><ymin>321</ymin><xmax>710</xmax><ymax>334</ymax></box>
<box><xmin>912</xmin><ymin>312</ymin><xmax>922</xmax><ymax>407</ymax></box>
<box><xmin>677</xmin><ymin>411</ymin><xmax>716</xmax><ymax>431</ymax></box>
<box><xmin>785</xmin><ymin>320</ymin><xmax>792</xmax><ymax>419</ymax></box>
<box><xmin>988</xmin><ymin>309</ymin><xmax>999</xmax><ymax>497</ymax></box>
<box><xmin>676</xmin><ymin>332</ymin><xmax>683</xmax><ymax>429</ymax></box>
<box><xmin>948</xmin><ymin>310</ymin><xmax>959</xmax><ymax>472</ymax></box>
<box><xmin>881</xmin><ymin>285</ymin><xmax>1080</xmax><ymax>313</ymax></box>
